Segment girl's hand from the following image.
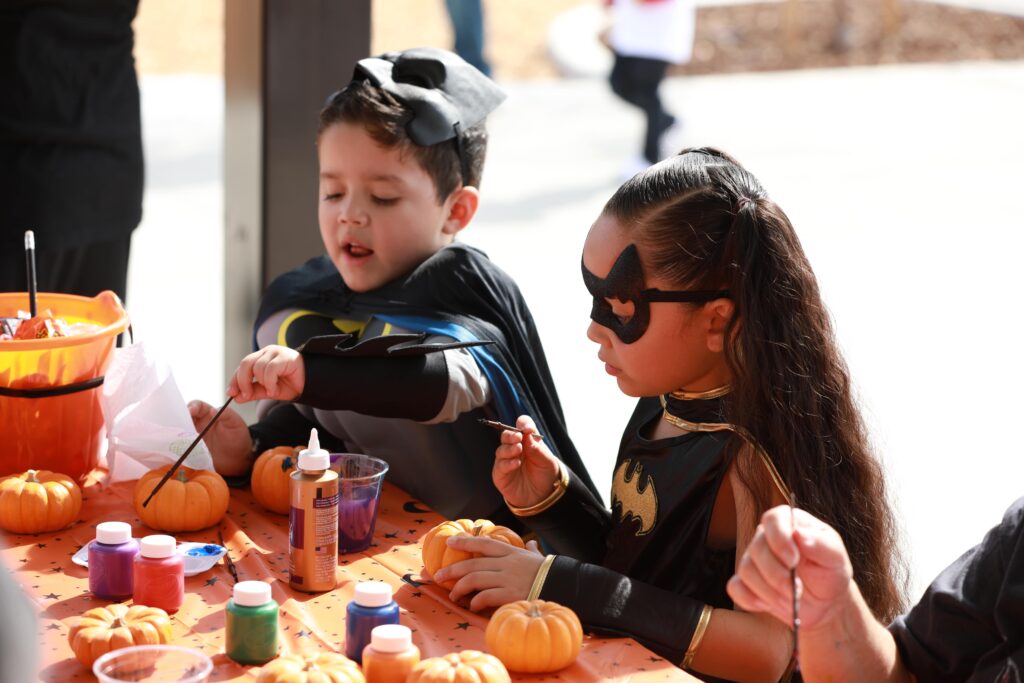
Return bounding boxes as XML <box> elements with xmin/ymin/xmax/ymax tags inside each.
<box><xmin>187</xmin><ymin>400</ymin><xmax>253</xmax><ymax>477</ymax></box>
<box><xmin>432</xmin><ymin>536</ymin><xmax>545</xmax><ymax>612</ymax></box>
<box><xmin>227</xmin><ymin>345</ymin><xmax>305</xmax><ymax>403</ymax></box>
<box><xmin>492</xmin><ymin>415</ymin><xmax>562</xmax><ymax>507</ymax></box>
<box><xmin>727</xmin><ymin>506</ymin><xmax>855</xmax><ymax>632</ymax></box>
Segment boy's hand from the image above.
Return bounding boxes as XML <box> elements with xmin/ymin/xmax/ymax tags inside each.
<box><xmin>492</xmin><ymin>415</ymin><xmax>562</xmax><ymax>508</ymax></box>
<box><xmin>187</xmin><ymin>400</ymin><xmax>253</xmax><ymax>477</ymax></box>
<box><xmin>433</xmin><ymin>536</ymin><xmax>545</xmax><ymax>611</ymax></box>
<box><xmin>727</xmin><ymin>506</ymin><xmax>856</xmax><ymax>632</ymax></box>
<box><xmin>228</xmin><ymin>345</ymin><xmax>306</xmax><ymax>403</ymax></box>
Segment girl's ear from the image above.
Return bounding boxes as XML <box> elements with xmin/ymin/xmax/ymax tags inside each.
<box><xmin>705</xmin><ymin>299</ymin><xmax>735</xmax><ymax>353</ymax></box>
<box><xmin>442</xmin><ymin>185</ymin><xmax>480</xmax><ymax>236</ymax></box>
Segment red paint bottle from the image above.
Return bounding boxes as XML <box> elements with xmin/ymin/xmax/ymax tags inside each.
<box><xmin>133</xmin><ymin>534</ymin><xmax>184</xmax><ymax>613</ymax></box>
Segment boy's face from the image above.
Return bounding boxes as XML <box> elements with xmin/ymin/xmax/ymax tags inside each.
<box><xmin>317</xmin><ymin>122</ymin><xmax>468</xmax><ymax>292</ymax></box>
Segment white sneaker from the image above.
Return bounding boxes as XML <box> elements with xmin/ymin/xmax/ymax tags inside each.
<box><xmin>659</xmin><ymin>119</ymin><xmax>686</xmax><ymax>160</ymax></box>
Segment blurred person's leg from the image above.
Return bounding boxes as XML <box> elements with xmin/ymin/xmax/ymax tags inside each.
<box><xmin>609</xmin><ymin>53</ymin><xmax>673</xmax><ymax>164</ymax></box>
<box><xmin>444</xmin><ymin>0</ymin><xmax>491</xmax><ymax>77</ymax></box>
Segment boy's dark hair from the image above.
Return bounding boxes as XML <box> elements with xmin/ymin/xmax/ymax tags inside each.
<box><xmin>604</xmin><ymin>147</ymin><xmax>908</xmax><ymax>623</ymax></box>
<box><xmin>319</xmin><ymin>80</ymin><xmax>488</xmax><ymax>202</ymax></box>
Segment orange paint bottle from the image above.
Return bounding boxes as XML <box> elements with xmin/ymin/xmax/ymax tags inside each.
<box><xmin>361</xmin><ymin>624</ymin><xmax>420</xmax><ymax>683</ymax></box>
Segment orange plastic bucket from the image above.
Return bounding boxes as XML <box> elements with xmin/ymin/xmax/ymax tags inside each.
<box><xmin>0</xmin><ymin>291</ymin><xmax>129</xmax><ymax>480</ymax></box>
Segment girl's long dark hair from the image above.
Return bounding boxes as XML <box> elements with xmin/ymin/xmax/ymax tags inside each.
<box><xmin>605</xmin><ymin>148</ymin><xmax>906</xmax><ymax>621</ymax></box>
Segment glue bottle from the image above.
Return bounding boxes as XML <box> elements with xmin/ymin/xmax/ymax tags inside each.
<box><xmin>289</xmin><ymin>428</ymin><xmax>338</xmax><ymax>593</ymax></box>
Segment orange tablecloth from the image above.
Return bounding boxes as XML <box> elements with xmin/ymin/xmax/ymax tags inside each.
<box><xmin>1</xmin><ymin>475</ymin><xmax>697</xmax><ymax>682</ymax></box>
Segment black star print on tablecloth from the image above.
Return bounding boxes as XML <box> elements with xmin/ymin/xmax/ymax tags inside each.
<box><xmin>455</xmin><ymin>622</ymin><xmax>470</xmax><ymax>630</ymax></box>
<box><xmin>42</xmin><ymin>593</ymin><xmax>60</xmax><ymax>600</ymax></box>
<box><xmin>205</xmin><ymin>577</ymin><xmax>219</xmax><ymax>586</ymax></box>
<box><xmin>46</xmin><ymin>624</ymin><xmax>61</xmax><ymax>631</ymax></box>
<box><xmin>296</xmin><ymin>629</ymin><xmax>310</xmax><ymax>638</ymax></box>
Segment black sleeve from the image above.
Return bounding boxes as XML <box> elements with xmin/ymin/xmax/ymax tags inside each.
<box><xmin>889</xmin><ymin>497</ymin><xmax>1024</xmax><ymax>682</ymax></box>
<box><xmin>297</xmin><ymin>333</ymin><xmax>487</xmax><ymax>421</ymax></box>
<box><xmin>249</xmin><ymin>402</ymin><xmax>347</xmax><ymax>453</ymax></box>
<box><xmin>222</xmin><ymin>402</ymin><xmax>349</xmax><ymax>487</ymax></box>
<box><xmin>519</xmin><ymin>469</ymin><xmax>611</xmax><ymax>562</ymax></box>
<box><xmin>540</xmin><ymin>555</ymin><xmax>705</xmax><ymax>664</ymax></box>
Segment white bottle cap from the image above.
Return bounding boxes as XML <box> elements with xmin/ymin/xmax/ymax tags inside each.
<box><xmin>354</xmin><ymin>580</ymin><xmax>393</xmax><ymax>607</ymax></box>
<box><xmin>139</xmin><ymin>535</ymin><xmax>177</xmax><ymax>559</ymax></box>
<box><xmin>370</xmin><ymin>624</ymin><xmax>412</xmax><ymax>653</ymax></box>
<box><xmin>233</xmin><ymin>580</ymin><xmax>272</xmax><ymax>607</ymax></box>
<box><xmin>297</xmin><ymin>428</ymin><xmax>330</xmax><ymax>471</ymax></box>
<box><xmin>96</xmin><ymin>521</ymin><xmax>132</xmax><ymax>545</ymax></box>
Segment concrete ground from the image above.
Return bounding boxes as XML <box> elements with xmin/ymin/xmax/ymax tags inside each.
<box><xmin>129</xmin><ymin>58</ymin><xmax>1024</xmax><ymax>602</ymax></box>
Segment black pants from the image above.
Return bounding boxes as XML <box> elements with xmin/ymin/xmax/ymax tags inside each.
<box><xmin>0</xmin><ymin>234</ymin><xmax>132</xmax><ymax>303</ymax></box>
<box><xmin>609</xmin><ymin>53</ymin><xmax>674</xmax><ymax>164</ymax></box>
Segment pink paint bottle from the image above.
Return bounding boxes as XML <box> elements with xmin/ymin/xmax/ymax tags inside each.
<box><xmin>133</xmin><ymin>534</ymin><xmax>184</xmax><ymax>613</ymax></box>
<box><xmin>88</xmin><ymin>521</ymin><xmax>139</xmax><ymax>600</ymax></box>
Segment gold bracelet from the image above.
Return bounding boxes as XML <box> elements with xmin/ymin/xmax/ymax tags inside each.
<box><xmin>527</xmin><ymin>554</ymin><xmax>556</xmax><ymax>601</ymax></box>
<box><xmin>505</xmin><ymin>462</ymin><xmax>569</xmax><ymax>517</ymax></box>
<box><xmin>681</xmin><ymin>604</ymin><xmax>713</xmax><ymax>670</ymax></box>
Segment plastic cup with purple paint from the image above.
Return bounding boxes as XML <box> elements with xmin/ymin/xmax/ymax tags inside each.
<box><xmin>330</xmin><ymin>453</ymin><xmax>389</xmax><ymax>554</ymax></box>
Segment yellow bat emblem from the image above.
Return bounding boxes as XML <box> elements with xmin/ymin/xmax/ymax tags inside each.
<box><xmin>612</xmin><ymin>459</ymin><xmax>658</xmax><ymax>536</ymax></box>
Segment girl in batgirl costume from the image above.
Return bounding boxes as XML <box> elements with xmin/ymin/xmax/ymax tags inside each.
<box><xmin>431</xmin><ymin>148</ymin><xmax>908</xmax><ymax>682</ymax></box>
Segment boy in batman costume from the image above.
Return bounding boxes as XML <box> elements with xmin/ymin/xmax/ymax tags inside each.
<box><xmin>190</xmin><ymin>48</ymin><xmax>598</xmax><ymax>525</ymax></box>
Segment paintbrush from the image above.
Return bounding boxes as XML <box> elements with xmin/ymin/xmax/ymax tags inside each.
<box><xmin>477</xmin><ymin>418</ymin><xmax>544</xmax><ymax>441</ymax></box>
<box><xmin>141</xmin><ymin>396</ymin><xmax>234</xmax><ymax>508</ymax></box>
<box><xmin>24</xmin><ymin>230</ymin><xmax>37</xmax><ymax>318</ymax></box>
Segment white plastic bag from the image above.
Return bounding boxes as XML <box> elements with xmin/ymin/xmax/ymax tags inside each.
<box><xmin>101</xmin><ymin>341</ymin><xmax>214</xmax><ymax>482</ymax></box>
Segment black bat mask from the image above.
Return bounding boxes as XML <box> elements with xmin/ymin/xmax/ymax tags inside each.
<box><xmin>329</xmin><ymin>47</ymin><xmax>506</xmax><ymax>183</ymax></box>
<box><xmin>581</xmin><ymin>244</ymin><xmax>730</xmax><ymax>344</ymax></box>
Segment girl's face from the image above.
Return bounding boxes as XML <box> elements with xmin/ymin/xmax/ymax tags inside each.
<box><xmin>582</xmin><ymin>213</ymin><xmax>732</xmax><ymax>397</ymax></box>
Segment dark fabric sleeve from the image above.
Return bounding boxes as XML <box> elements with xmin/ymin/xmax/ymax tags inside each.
<box><xmin>298</xmin><ymin>340</ymin><xmax>450</xmax><ymax>421</ymax></box>
<box><xmin>518</xmin><ymin>469</ymin><xmax>611</xmax><ymax>563</ymax></box>
<box><xmin>222</xmin><ymin>403</ymin><xmax>349</xmax><ymax>487</ymax></box>
<box><xmin>889</xmin><ymin>497</ymin><xmax>1024</xmax><ymax>682</ymax></box>
<box><xmin>540</xmin><ymin>555</ymin><xmax>705</xmax><ymax>664</ymax></box>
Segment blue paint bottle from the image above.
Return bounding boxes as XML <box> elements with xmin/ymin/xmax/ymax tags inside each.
<box><xmin>345</xmin><ymin>581</ymin><xmax>399</xmax><ymax>663</ymax></box>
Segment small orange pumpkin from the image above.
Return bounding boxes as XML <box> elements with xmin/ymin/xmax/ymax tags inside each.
<box><xmin>485</xmin><ymin>599</ymin><xmax>583</xmax><ymax>672</ymax></box>
<box><xmin>0</xmin><ymin>469</ymin><xmax>82</xmax><ymax>534</ymax></box>
<box><xmin>68</xmin><ymin>603</ymin><xmax>172</xmax><ymax>667</ymax></box>
<box><xmin>256</xmin><ymin>652</ymin><xmax>365</xmax><ymax>683</ymax></box>
<box><xmin>251</xmin><ymin>445</ymin><xmax>301</xmax><ymax>514</ymax></box>
<box><xmin>422</xmin><ymin>519</ymin><xmax>525</xmax><ymax>590</ymax></box>
<box><xmin>407</xmin><ymin>650</ymin><xmax>510</xmax><ymax>683</ymax></box>
<box><xmin>133</xmin><ymin>465</ymin><xmax>229</xmax><ymax>532</ymax></box>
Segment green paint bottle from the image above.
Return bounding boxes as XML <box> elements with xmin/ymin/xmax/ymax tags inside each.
<box><xmin>226</xmin><ymin>580</ymin><xmax>279</xmax><ymax>665</ymax></box>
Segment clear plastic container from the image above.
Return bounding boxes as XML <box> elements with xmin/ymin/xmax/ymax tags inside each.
<box><xmin>92</xmin><ymin>645</ymin><xmax>212</xmax><ymax>683</ymax></box>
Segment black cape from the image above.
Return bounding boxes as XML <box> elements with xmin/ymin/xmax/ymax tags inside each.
<box><xmin>255</xmin><ymin>243</ymin><xmax>600</xmax><ymax>499</ymax></box>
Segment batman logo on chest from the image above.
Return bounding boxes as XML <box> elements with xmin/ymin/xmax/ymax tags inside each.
<box><xmin>612</xmin><ymin>459</ymin><xmax>659</xmax><ymax>536</ymax></box>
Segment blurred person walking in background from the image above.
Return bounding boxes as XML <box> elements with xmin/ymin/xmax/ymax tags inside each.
<box><xmin>606</xmin><ymin>0</ymin><xmax>695</xmax><ymax>180</ymax></box>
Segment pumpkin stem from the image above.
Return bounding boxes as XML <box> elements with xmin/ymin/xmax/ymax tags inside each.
<box><xmin>25</xmin><ymin>470</ymin><xmax>39</xmax><ymax>483</ymax></box>
<box><xmin>472</xmin><ymin>524</ymin><xmax>483</xmax><ymax>536</ymax></box>
<box><xmin>111</xmin><ymin>617</ymin><xmax>124</xmax><ymax>629</ymax></box>
<box><xmin>527</xmin><ymin>604</ymin><xmax>542</xmax><ymax>618</ymax></box>
<box><xmin>175</xmin><ymin>469</ymin><xmax>188</xmax><ymax>483</ymax></box>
